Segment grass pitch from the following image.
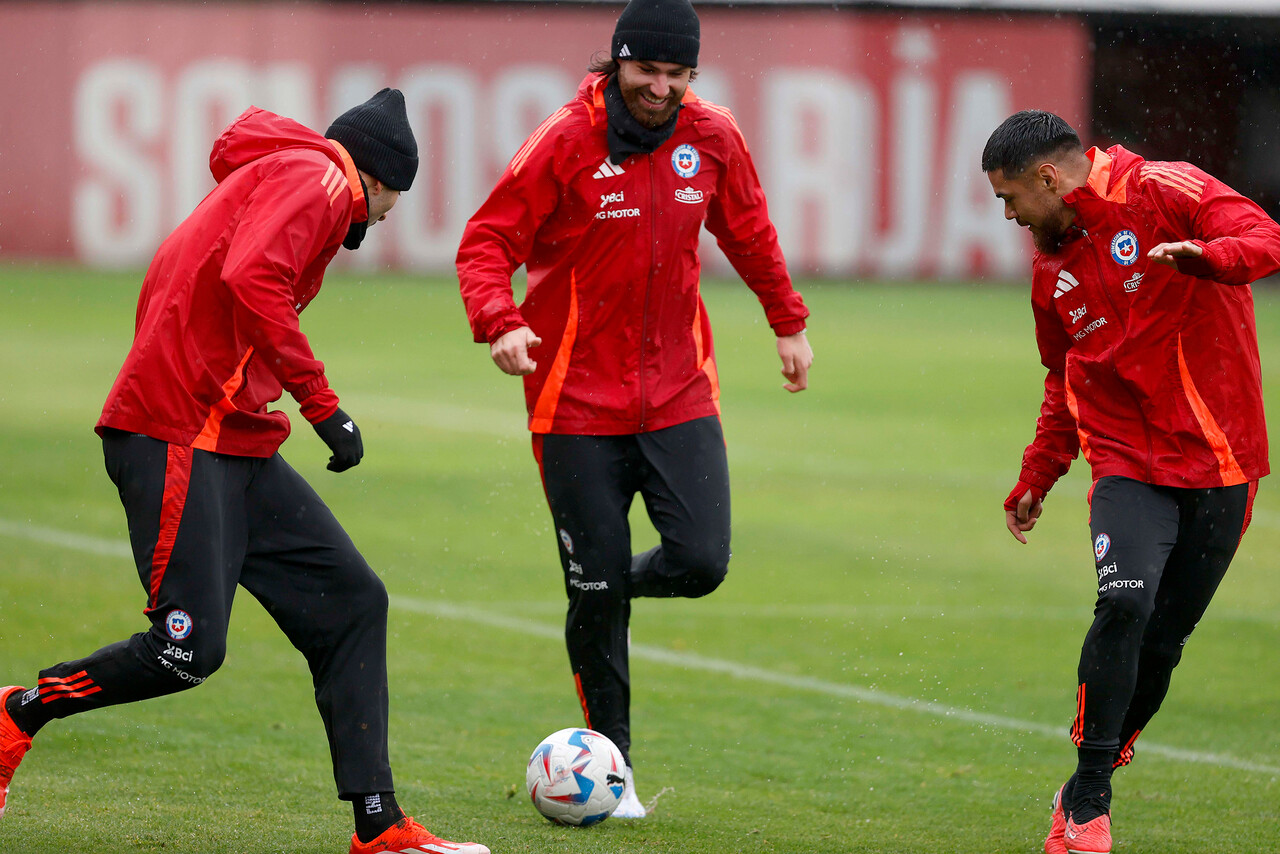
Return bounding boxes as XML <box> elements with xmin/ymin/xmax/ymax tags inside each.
<box><xmin>0</xmin><ymin>264</ymin><xmax>1277</xmax><ymax>853</ymax></box>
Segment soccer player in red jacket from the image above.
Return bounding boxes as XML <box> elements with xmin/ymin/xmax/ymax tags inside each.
<box><xmin>0</xmin><ymin>90</ymin><xmax>490</xmax><ymax>854</ymax></box>
<box><xmin>458</xmin><ymin>0</ymin><xmax>813</xmax><ymax>818</ymax></box>
<box><xmin>984</xmin><ymin>110</ymin><xmax>1279</xmax><ymax>854</ymax></box>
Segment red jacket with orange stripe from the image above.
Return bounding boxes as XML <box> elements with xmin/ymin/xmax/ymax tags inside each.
<box><xmin>97</xmin><ymin>107</ymin><xmax>364</xmax><ymax>457</ymax></box>
<box><xmin>1018</xmin><ymin>145</ymin><xmax>1278</xmax><ymax>495</ymax></box>
<box><xmin>457</xmin><ymin>74</ymin><xmax>809</xmax><ymax>435</ymax></box>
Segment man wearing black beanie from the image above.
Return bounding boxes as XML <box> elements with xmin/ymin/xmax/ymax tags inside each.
<box><xmin>459</xmin><ymin>0</ymin><xmax>813</xmax><ymax>821</ymax></box>
<box><xmin>0</xmin><ymin>92</ymin><xmax>490</xmax><ymax>854</ymax></box>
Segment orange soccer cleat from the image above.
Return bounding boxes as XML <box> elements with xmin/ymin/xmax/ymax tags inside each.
<box><xmin>1064</xmin><ymin>812</ymin><xmax>1112</xmax><ymax>854</ymax></box>
<box><xmin>349</xmin><ymin>816</ymin><xmax>490</xmax><ymax>854</ymax></box>
<box><xmin>0</xmin><ymin>686</ymin><xmax>34</xmax><ymax>820</ymax></box>
<box><xmin>1044</xmin><ymin>783</ymin><xmax>1069</xmax><ymax>854</ymax></box>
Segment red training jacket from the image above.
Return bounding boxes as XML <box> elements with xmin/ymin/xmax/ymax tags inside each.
<box><xmin>457</xmin><ymin>74</ymin><xmax>809</xmax><ymax>435</ymax></box>
<box><xmin>1017</xmin><ymin>145</ymin><xmax>1278</xmax><ymax>494</ymax></box>
<box><xmin>97</xmin><ymin>107</ymin><xmax>367</xmax><ymax>457</ymax></box>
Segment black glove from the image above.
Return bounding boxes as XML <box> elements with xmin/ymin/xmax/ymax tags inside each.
<box><xmin>312</xmin><ymin>407</ymin><xmax>363</xmax><ymax>472</ymax></box>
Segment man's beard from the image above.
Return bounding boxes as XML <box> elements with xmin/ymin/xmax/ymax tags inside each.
<box><xmin>620</xmin><ymin>83</ymin><xmax>680</xmax><ymax>128</ymax></box>
<box><xmin>1031</xmin><ymin>209</ymin><xmax>1072</xmax><ymax>254</ymax></box>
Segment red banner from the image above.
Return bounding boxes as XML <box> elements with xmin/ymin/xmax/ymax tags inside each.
<box><xmin>0</xmin><ymin>2</ymin><xmax>1087</xmax><ymax>279</ymax></box>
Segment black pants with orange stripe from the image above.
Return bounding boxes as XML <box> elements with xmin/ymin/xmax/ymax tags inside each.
<box><xmin>20</xmin><ymin>429</ymin><xmax>393</xmax><ymax>798</ymax></box>
<box><xmin>535</xmin><ymin>416</ymin><xmax>731</xmax><ymax>766</ymax></box>
<box><xmin>1072</xmin><ymin>476</ymin><xmax>1253</xmax><ymax>777</ymax></box>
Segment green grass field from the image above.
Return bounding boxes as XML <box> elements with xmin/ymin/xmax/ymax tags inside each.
<box><xmin>0</xmin><ymin>264</ymin><xmax>1277</xmax><ymax>853</ymax></box>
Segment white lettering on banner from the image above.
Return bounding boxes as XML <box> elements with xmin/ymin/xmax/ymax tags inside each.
<box><xmin>935</xmin><ymin>70</ymin><xmax>1021</xmax><ymax>280</ymax></box>
<box><xmin>68</xmin><ymin>35</ymin><xmax>1041</xmax><ymax>277</ymax></box>
<box><xmin>395</xmin><ymin>66</ymin><xmax>480</xmax><ymax>271</ymax></box>
<box><xmin>766</xmin><ymin>69</ymin><xmax>873</xmax><ymax>271</ymax></box>
<box><xmin>874</xmin><ymin>66</ymin><xmax>935</xmax><ymax>278</ymax></box>
<box><xmin>72</xmin><ymin>59</ymin><xmax>163</xmax><ymax>267</ymax></box>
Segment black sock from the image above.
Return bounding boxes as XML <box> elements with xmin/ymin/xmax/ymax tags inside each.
<box><xmin>5</xmin><ymin>688</ymin><xmax>47</xmax><ymax>738</ymax></box>
<box><xmin>1071</xmin><ymin>748</ymin><xmax>1113</xmax><ymax>824</ymax></box>
<box><xmin>353</xmin><ymin>791</ymin><xmax>403</xmax><ymax>843</ymax></box>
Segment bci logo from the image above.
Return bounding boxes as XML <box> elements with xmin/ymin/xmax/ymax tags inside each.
<box><xmin>600</xmin><ymin>191</ymin><xmax>625</xmax><ymax>208</ymax></box>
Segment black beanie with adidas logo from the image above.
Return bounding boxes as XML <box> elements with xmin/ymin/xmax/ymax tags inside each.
<box><xmin>611</xmin><ymin>0</ymin><xmax>700</xmax><ymax>68</ymax></box>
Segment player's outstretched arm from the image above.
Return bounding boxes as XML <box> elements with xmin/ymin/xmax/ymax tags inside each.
<box><xmin>490</xmin><ymin>326</ymin><xmax>542</xmax><ymax>376</ymax></box>
<box><xmin>777</xmin><ymin>331</ymin><xmax>813</xmax><ymax>393</ymax></box>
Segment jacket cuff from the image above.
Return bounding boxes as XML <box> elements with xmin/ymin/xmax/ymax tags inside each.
<box><xmin>1174</xmin><ymin>240</ymin><xmax>1220</xmax><ymax>279</ymax></box>
<box><xmin>772</xmin><ymin>319</ymin><xmax>807</xmax><ymax>338</ymax></box>
<box><xmin>1018</xmin><ymin>468</ymin><xmax>1058</xmax><ymax>495</ymax></box>
<box><xmin>484</xmin><ymin>315</ymin><xmax>531</xmax><ymax>345</ymax></box>
<box><xmin>297</xmin><ymin>386</ymin><xmax>340</xmax><ymax>424</ymax></box>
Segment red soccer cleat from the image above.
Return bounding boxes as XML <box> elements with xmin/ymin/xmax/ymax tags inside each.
<box><xmin>0</xmin><ymin>686</ymin><xmax>34</xmax><ymax>820</ymax></box>
<box><xmin>349</xmin><ymin>816</ymin><xmax>490</xmax><ymax>854</ymax></box>
<box><xmin>1044</xmin><ymin>783</ymin><xmax>1069</xmax><ymax>854</ymax></box>
<box><xmin>1064</xmin><ymin>812</ymin><xmax>1112</xmax><ymax>854</ymax></box>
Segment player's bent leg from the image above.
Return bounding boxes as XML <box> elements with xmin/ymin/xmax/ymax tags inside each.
<box><xmin>349</xmin><ymin>815</ymin><xmax>490</xmax><ymax>854</ymax></box>
<box><xmin>632</xmin><ymin>416</ymin><xmax>731</xmax><ymax>599</ymax></box>
<box><xmin>240</xmin><ymin>454</ymin><xmax>396</xmax><ymax>795</ymax></box>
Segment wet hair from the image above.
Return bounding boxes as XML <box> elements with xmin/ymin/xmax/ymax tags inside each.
<box><xmin>981</xmin><ymin>110</ymin><xmax>1082</xmax><ymax>176</ymax></box>
<box><xmin>587</xmin><ymin>50</ymin><xmax>698</xmax><ymax>80</ymax></box>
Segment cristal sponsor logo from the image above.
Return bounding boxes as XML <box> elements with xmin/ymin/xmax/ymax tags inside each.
<box><xmin>569</xmin><ymin>578</ymin><xmax>609</xmax><ymax>591</ymax></box>
<box><xmin>674</xmin><ymin>186</ymin><xmax>703</xmax><ymax>204</ymax></box>
<box><xmin>156</xmin><ymin>655</ymin><xmax>204</xmax><ymax>684</ymax></box>
<box><xmin>1097</xmin><ymin>562</ymin><xmax>1118</xmax><ymax>579</ymax></box>
<box><xmin>1053</xmin><ymin>269</ymin><xmax>1079</xmax><ymax>299</ymax></box>
<box><xmin>1123</xmin><ymin>271</ymin><xmax>1144</xmax><ymax>292</ymax></box>
<box><xmin>1100</xmin><ymin>578</ymin><xmax>1145</xmax><ymax>592</ymax></box>
<box><xmin>596</xmin><ymin>208</ymin><xmax>641</xmax><ymax>220</ymax></box>
<box><xmin>600</xmin><ymin>190</ymin><xmax>626</xmax><ymax>209</ymax></box>
<box><xmin>568</xmin><ymin>559</ymin><xmax>584</xmax><ymax>576</ymax></box>
<box><xmin>1072</xmin><ymin>317</ymin><xmax>1108</xmax><ymax>341</ymax></box>
<box><xmin>1069</xmin><ymin>305</ymin><xmax>1087</xmax><ymax>323</ymax></box>
<box><xmin>163</xmin><ymin>643</ymin><xmax>193</xmax><ymax>663</ymax></box>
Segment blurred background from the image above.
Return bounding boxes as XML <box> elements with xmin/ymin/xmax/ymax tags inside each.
<box><xmin>5</xmin><ymin>0</ymin><xmax>1277</xmax><ymax>282</ymax></box>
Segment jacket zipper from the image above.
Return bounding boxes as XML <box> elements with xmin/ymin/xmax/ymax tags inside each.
<box><xmin>639</xmin><ymin>153</ymin><xmax>657</xmax><ymax>431</ymax></box>
<box><xmin>1084</xmin><ymin>231</ymin><xmax>1154</xmax><ymax>480</ymax></box>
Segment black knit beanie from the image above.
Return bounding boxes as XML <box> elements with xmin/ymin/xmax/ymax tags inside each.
<box><xmin>611</xmin><ymin>0</ymin><xmax>700</xmax><ymax>68</ymax></box>
<box><xmin>326</xmin><ymin>88</ymin><xmax>418</xmax><ymax>191</ymax></box>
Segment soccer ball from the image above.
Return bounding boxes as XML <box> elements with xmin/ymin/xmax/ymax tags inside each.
<box><xmin>525</xmin><ymin>727</ymin><xmax>626</xmax><ymax>826</ymax></box>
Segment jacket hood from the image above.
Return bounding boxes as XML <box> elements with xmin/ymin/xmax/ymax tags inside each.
<box><xmin>209</xmin><ymin>107</ymin><xmax>343</xmax><ymax>184</ymax></box>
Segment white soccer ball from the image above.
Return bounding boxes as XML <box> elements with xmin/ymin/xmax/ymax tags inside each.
<box><xmin>525</xmin><ymin>727</ymin><xmax>626</xmax><ymax>826</ymax></box>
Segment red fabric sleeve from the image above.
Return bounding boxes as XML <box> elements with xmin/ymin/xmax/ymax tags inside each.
<box><xmin>1015</xmin><ymin>284</ymin><xmax>1080</xmax><ymax>494</ymax></box>
<box><xmin>1149</xmin><ymin>164</ymin><xmax>1280</xmax><ymax>284</ymax></box>
<box><xmin>703</xmin><ymin>114</ymin><xmax>809</xmax><ymax>337</ymax></box>
<box><xmin>219</xmin><ymin>155</ymin><xmax>342</xmax><ymax>418</ymax></box>
<box><xmin>456</xmin><ymin>116</ymin><xmax>565</xmax><ymax>345</ymax></box>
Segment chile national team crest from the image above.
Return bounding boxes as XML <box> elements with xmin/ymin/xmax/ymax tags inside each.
<box><xmin>1110</xmin><ymin>230</ymin><xmax>1139</xmax><ymax>266</ymax></box>
<box><xmin>1094</xmin><ymin>533</ymin><xmax>1111</xmax><ymax>561</ymax></box>
<box><xmin>672</xmin><ymin>144</ymin><xmax>701</xmax><ymax>178</ymax></box>
<box><xmin>165</xmin><ymin>609</ymin><xmax>193</xmax><ymax>640</ymax></box>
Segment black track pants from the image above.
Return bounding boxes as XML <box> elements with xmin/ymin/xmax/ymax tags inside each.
<box><xmin>1073</xmin><ymin>476</ymin><xmax>1253</xmax><ymax>768</ymax></box>
<box><xmin>535</xmin><ymin>416</ymin><xmax>731</xmax><ymax>763</ymax></box>
<box><xmin>18</xmin><ymin>430</ymin><xmax>393</xmax><ymax>797</ymax></box>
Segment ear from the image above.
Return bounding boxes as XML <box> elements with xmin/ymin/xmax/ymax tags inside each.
<box><xmin>1034</xmin><ymin>162</ymin><xmax>1061</xmax><ymax>193</ymax></box>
